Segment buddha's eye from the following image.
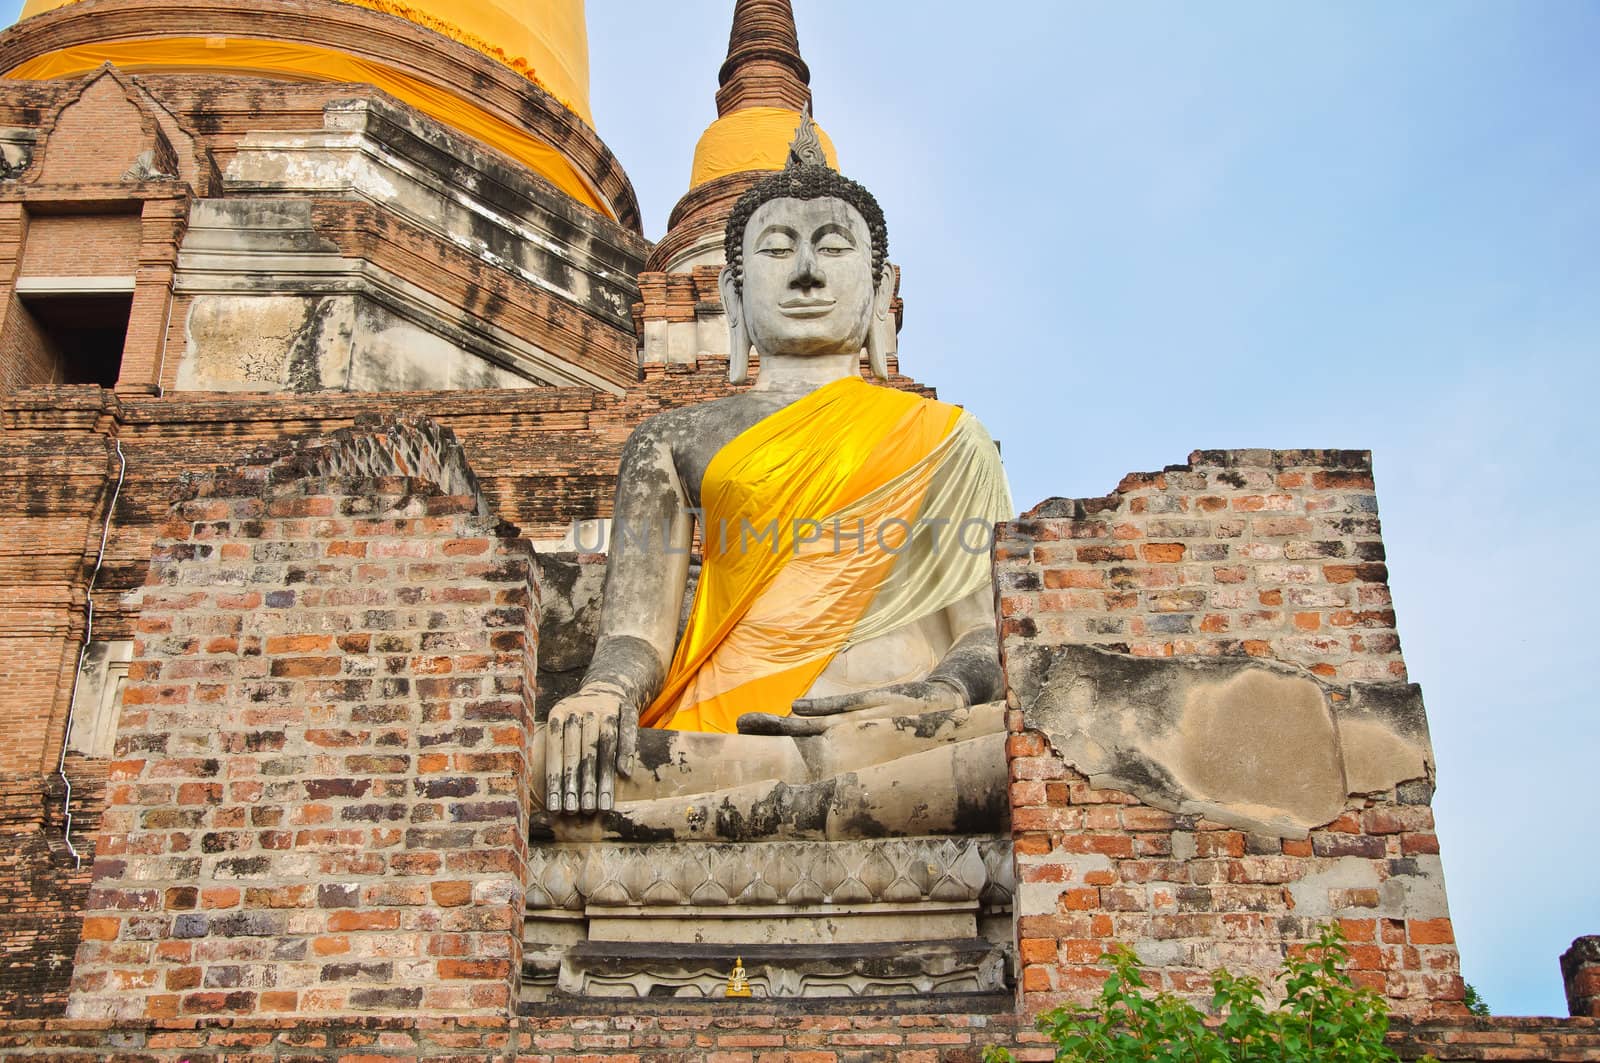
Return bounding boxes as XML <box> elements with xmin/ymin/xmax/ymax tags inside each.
<box><xmin>755</xmin><ymin>239</ymin><xmax>795</xmax><ymax>258</ymax></box>
<box><xmin>816</xmin><ymin>239</ymin><xmax>853</xmax><ymax>257</ymax></box>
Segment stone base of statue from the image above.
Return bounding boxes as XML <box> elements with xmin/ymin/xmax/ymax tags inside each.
<box><xmin>521</xmin><ymin>836</ymin><xmax>1014</xmax><ymax>1000</ymax></box>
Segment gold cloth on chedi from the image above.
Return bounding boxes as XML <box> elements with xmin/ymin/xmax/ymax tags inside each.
<box><xmin>8</xmin><ymin>0</ymin><xmax>606</xmax><ymax>211</ymax></box>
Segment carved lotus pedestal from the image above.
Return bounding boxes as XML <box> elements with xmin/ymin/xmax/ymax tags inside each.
<box><xmin>521</xmin><ymin>836</ymin><xmax>1015</xmax><ymax>1000</ymax></box>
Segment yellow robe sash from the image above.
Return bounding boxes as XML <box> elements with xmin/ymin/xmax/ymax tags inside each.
<box><xmin>643</xmin><ymin>376</ymin><xmax>963</xmax><ymax>733</ymax></box>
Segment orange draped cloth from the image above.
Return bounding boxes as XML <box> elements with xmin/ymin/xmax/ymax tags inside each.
<box><xmin>643</xmin><ymin>376</ymin><xmax>964</xmax><ymax>734</ymax></box>
<box><xmin>7</xmin><ymin>0</ymin><xmax>607</xmax><ymax>214</ymax></box>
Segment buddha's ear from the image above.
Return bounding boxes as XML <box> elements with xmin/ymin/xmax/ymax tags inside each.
<box><xmin>865</xmin><ymin>261</ymin><xmax>897</xmax><ymax>380</ymax></box>
<box><xmin>719</xmin><ymin>265</ymin><xmax>750</xmax><ymax>384</ymax></box>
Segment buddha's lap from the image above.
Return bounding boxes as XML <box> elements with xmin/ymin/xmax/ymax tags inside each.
<box><xmin>527</xmin><ymin>700</ymin><xmax>1005</xmax><ymax>805</ymax></box>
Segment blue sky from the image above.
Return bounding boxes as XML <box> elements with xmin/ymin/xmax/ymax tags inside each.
<box><xmin>3</xmin><ymin>0</ymin><xmax>1593</xmax><ymax>1018</ymax></box>
<box><xmin>587</xmin><ymin>1</ymin><xmax>1599</xmax><ymax>1017</ymax></box>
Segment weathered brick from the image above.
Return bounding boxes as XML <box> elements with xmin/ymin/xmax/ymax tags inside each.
<box><xmin>997</xmin><ymin>449</ymin><xmax>1456</xmax><ymax>1021</ymax></box>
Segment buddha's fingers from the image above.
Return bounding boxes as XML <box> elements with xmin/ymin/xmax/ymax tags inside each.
<box><xmin>736</xmin><ymin>711</ymin><xmax>829</xmax><ymax>736</ymax></box>
<box><xmin>595</xmin><ymin>721</ymin><xmax>617</xmax><ymax>812</ymax></box>
<box><xmin>543</xmin><ymin>714</ymin><xmax>564</xmax><ymax>811</ymax></box>
<box><xmin>616</xmin><ymin>706</ymin><xmax>638</xmax><ymax>779</ymax></box>
<box><xmin>792</xmin><ymin>686</ymin><xmax>909</xmax><ymax>717</ymax></box>
<box><xmin>561</xmin><ymin>712</ymin><xmax>581</xmax><ymax>813</ymax></box>
<box><xmin>577</xmin><ymin>711</ymin><xmax>600</xmax><ymax>812</ymax></box>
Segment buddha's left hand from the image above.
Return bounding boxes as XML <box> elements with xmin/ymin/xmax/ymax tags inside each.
<box><xmin>735</xmin><ymin>678</ymin><xmax>966</xmax><ymax>736</ymax></box>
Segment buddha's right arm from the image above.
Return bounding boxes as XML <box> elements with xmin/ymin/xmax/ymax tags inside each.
<box><xmin>583</xmin><ymin>424</ymin><xmax>694</xmax><ymax>710</ymax></box>
<box><xmin>545</xmin><ymin>425</ymin><xmax>693</xmax><ymax>811</ymax></box>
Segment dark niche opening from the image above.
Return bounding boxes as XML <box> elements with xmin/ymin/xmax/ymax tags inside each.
<box><xmin>19</xmin><ymin>291</ymin><xmax>133</xmax><ymax>388</ymax></box>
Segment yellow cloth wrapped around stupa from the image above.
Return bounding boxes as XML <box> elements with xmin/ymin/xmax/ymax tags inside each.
<box><xmin>644</xmin><ymin>376</ymin><xmax>1012</xmax><ymax>733</ymax></box>
<box><xmin>7</xmin><ymin>0</ymin><xmax>607</xmax><ymax>214</ymax></box>
<box><xmin>690</xmin><ymin>106</ymin><xmax>838</xmax><ymax>188</ymax></box>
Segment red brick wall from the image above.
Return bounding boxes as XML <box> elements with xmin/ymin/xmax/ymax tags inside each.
<box><xmin>996</xmin><ymin>449</ymin><xmax>1463</xmax><ymax>1020</ymax></box>
<box><xmin>115</xmin><ymin>197</ymin><xmax>186</xmax><ymax>395</ymax></box>
<box><xmin>0</xmin><ymin>394</ymin><xmax>116</xmax><ymax>780</ymax></box>
<box><xmin>0</xmin><ymin>1010</ymin><xmax>1039</xmax><ymax>1061</ymax></box>
<box><xmin>18</xmin><ymin>215</ymin><xmax>142</xmax><ymax>278</ymax></box>
<box><xmin>0</xmin><ymin>204</ymin><xmax>52</xmax><ymax>393</ymax></box>
<box><xmin>0</xmin><ymin>295</ymin><xmax>65</xmax><ymax>391</ymax></box>
<box><xmin>1566</xmin><ymin>938</ymin><xmax>1600</xmax><ymax>1019</ymax></box>
<box><xmin>0</xmin><ymin>759</ymin><xmax>102</xmax><ymax>1017</ymax></box>
<box><xmin>66</xmin><ymin>429</ymin><xmax>537</xmax><ymax>1020</ymax></box>
<box><xmin>0</xmin><ymin>1012</ymin><xmax>1596</xmax><ymax>1061</ymax></box>
<box><xmin>32</xmin><ymin>74</ymin><xmax>161</xmax><ymax>187</ymax></box>
<box><xmin>999</xmin><ymin>450</ymin><xmax>1397</xmax><ymax>673</ymax></box>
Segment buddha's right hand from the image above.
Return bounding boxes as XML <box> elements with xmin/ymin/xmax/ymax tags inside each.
<box><xmin>544</xmin><ymin>686</ymin><xmax>637</xmax><ymax>814</ymax></box>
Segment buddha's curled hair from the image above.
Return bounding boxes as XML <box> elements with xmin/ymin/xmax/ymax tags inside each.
<box><xmin>723</xmin><ymin>108</ymin><xmax>888</xmax><ymax>294</ymax></box>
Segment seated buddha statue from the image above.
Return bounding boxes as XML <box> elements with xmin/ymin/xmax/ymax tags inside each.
<box><xmin>537</xmin><ymin>117</ymin><xmax>1013</xmax><ymax>841</ymax></box>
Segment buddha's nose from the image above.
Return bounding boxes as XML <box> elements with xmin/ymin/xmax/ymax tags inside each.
<box><xmin>788</xmin><ymin>243</ymin><xmax>824</xmax><ymax>291</ymax></box>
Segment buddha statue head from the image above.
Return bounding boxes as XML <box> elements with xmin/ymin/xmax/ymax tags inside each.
<box><xmin>720</xmin><ymin>111</ymin><xmax>897</xmax><ymax>384</ymax></box>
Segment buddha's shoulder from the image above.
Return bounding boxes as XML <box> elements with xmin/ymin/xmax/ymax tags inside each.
<box><xmin>625</xmin><ymin>393</ymin><xmax>784</xmax><ymax>449</ymax></box>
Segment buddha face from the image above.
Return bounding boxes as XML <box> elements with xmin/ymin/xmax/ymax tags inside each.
<box><xmin>738</xmin><ymin>196</ymin><xmax>877</xmax><ymax>359</ymax></box>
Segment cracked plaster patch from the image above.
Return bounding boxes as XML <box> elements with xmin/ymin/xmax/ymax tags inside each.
<box><xmin>1009</xmin><ymin>644</ymin><xmax>1434</xmax><ymax>837</ymax></box>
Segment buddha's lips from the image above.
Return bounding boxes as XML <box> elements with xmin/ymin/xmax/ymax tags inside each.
<box><xmin>778</xmin><ymin>299</ymin><xmax>835</xmax><ymax>318</ymax></box>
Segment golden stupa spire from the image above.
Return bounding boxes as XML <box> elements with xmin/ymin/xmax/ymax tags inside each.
<box><xmin>688</xmin><ymin>0</ymin><xmax>836</xmax><ymax>189</ymax></box>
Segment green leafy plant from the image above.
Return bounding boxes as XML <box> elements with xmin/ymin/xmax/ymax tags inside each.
<box><xmin>1462</xmin><ymin>982</ymin><xmax>1490</xmax><ymax>1017</ymax></box>
<box><xmin>984</xmin><ymin>924</ymin><xmax>1422</xmax><ymax>1063</ymax></box>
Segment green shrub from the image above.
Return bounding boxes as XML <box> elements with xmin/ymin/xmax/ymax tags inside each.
<box><xmin>984</xmin><ymin>924</ymin><xmax>1421</xmax><ymax>1063</ymax></box>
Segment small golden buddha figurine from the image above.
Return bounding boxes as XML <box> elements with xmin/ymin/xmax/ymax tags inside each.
<box><xmin>725</xmin><ymin>955</ymin><xmax>752</xmax><ymax>998</ymax></box>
